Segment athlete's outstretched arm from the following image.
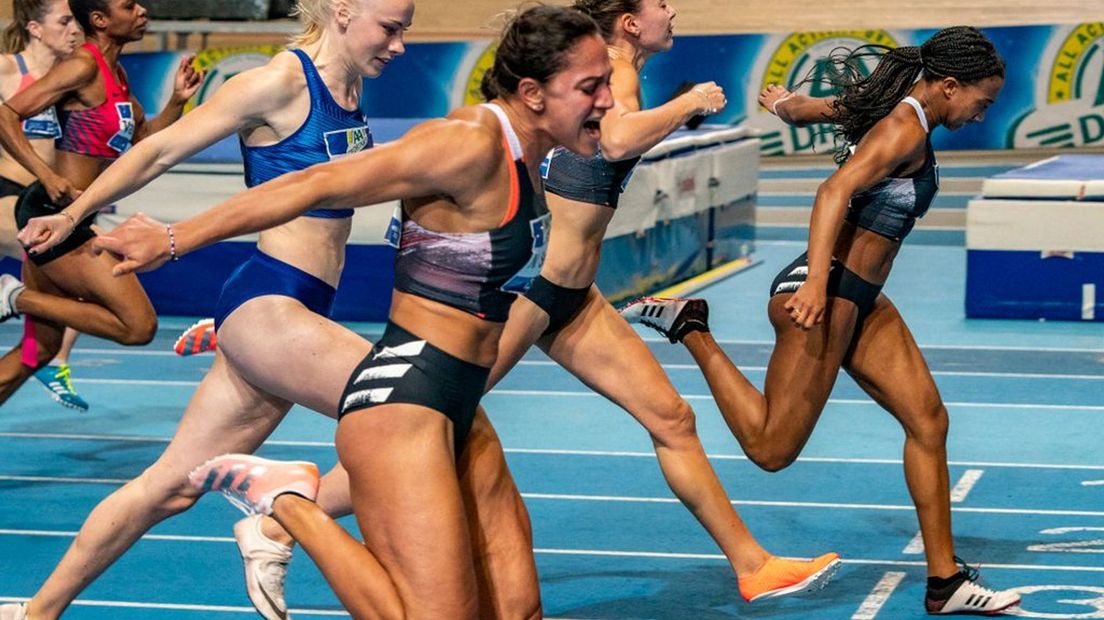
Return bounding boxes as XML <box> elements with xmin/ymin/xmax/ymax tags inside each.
<box><xmin>95</xmin><ymin>118</ymin><xmax>498</xmax><ymax>274</ymax></box>
<box><xmin>18</xmin><ymin>60</ymin><xmax>299</xmax><ymax>254</ymax></box>
<box><xmin>758</xmin><ymin>84</ymin><xmax>834</xmax><ymax>127</ymax></box>
<box><xmin>599</xmin><ymin>64</ymin><xmax>722</xmax><ymax>161</ymax></box>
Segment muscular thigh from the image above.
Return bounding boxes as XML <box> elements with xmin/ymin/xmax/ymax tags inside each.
<box><xmin>0</xmin><ymin>197</ymin><xmax>19</xmax><ymax>258</ymax></box>
<box><xmin>843</xmin><ymin>294</ymin><xmax>942</xmax><ymax>421</ymax></box>
<box><xmin>216</xmin><ymin>295</ymin><xmax>372</xmax><ymax>417</ymax></box>
<box><xmin>337</xmin><ymin>405</ymin><xmax>477</xmax><ymax>614</ymax></box>
<box><xmin>542</xmin><ymin>289</ymin><xmax>685</xmax><ymax>424</ymax></box>
<box><xmin>39</xmin><ymin>240</ymin><xmax>153</xmax><ymax>319</ymax></box>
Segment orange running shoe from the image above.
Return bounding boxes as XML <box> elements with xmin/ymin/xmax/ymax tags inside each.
<box><xmin>738</xmin><ymin>552</ymin><xmax>841</xmax><ymax>602</ymax></box>
<box><xmin>174</xmin><ymin>318</ymin><xmax>217</xmax><ymax>356</ymax></box>
<box><xmin>188</xmin><ymin>454</ymin><xmax>320</xmax><ymax>516</ymax></box>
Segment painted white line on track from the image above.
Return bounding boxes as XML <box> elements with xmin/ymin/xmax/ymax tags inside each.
<box><xmin>0</xmin><ymin>598</ymin><xmax>351</xmax><ymax>616</ymax></box>
<box><xmin>902</xmin><ymin>532</ymin><xmax>925</xmax><ymax>555</ymax></box>
<box><xmin>1084</xmin><ymin>480</ymin><xmax>1104</xmax><ymax>486</ymax></box>
<box><xmin>4</xmin><ymin>432</ymin><xmax>1104</xmax><ymax>471</ymax></box>
<box><xmin>951</xmin><ymin>469</ymin><xmax>985</xmax><ymax>502</ymax></box>
<box><xmin>852</xmin><ymin>571</ymin><xmax>907</xmax><ymax>619</ymax></box>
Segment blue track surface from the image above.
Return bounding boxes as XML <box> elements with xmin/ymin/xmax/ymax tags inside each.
<box><xmin>1</xmin><ymin>159</ymin><xmax>1102</xmax><ymax>619</ymax></box>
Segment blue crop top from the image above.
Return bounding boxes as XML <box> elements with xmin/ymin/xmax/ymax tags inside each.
<box><xmin>542</xmin><ymin>145</ymin><xmax>640</xmax><ymax>209</ymax></box>
<box><xmin>392</xmin><ymin>103</ymin><xmax>551</xmax><ymax>322</ymax></box>
<box><xmin>241</xmin><ymin>48</ymin><xmax>372</xmax><ymax>218</ymax></box>
<box><xmin>845</xmin><ymin>97</ymin><xmax>940</xmax><ymax>242</ymax></box>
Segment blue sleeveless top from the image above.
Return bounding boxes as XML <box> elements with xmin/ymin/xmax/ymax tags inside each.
<box><xmin>241</xmin><ymin>48</ymin><xmax>372</xmax><ymax>218</ymax></box>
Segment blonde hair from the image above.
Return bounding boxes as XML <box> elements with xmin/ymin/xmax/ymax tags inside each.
<box><xmin>290</xmin><ymin>0</ymin><xmax>362</xmax><ymax>47</ymax></box>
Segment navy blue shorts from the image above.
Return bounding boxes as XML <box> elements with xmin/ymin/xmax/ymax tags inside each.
<box><xmin>213</xmin><ymin>250</ymin><xmax>336</xmax><ymax>331</ymax></box>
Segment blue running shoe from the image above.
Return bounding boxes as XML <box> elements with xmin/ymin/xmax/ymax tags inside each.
<box><xmin>33</xmin><ymin>363</ymin><xmax>89</xmax><ymax>412</ymax></box>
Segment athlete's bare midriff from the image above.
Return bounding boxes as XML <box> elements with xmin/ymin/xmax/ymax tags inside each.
<box><xmin>540</xmin><ymin>193</ymin><xmax>615</xmax><ymax>289</ymax></box>
<box><xmin>834</xmin><ymin>220</ymin><xmax>901</xmax><ymax>286</ymax></box>
<box><xmin>255</xmin><ymin>215</ymin><xmax>352</xmax><ymax>287</ymax></box>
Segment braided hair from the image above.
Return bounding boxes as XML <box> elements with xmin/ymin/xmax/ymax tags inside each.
<box><xmin>822</xmin><ymin>26</ymin><xmax>1004</xmax><ymax>163</ymax></box>
<box><xmin>480</xmin><ymin>5</ymin><xmax>600</xmax><ymax>101</ymax></box>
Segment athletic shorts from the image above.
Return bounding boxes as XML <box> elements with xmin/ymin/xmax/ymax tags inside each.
<box><xmin>213</xmin><ymin>250</ymin><xmax>336</xmax><ymax>331</ymax></box>
<box><xmin>524</xmin><ymin>275</ymin><xmax>590</xmax><ymax>336</ymax></box>
<box><xmin>338</xmin><ymin>321</ymin><xmax>489</xmax><ymax>456</ymax></box>
<box><xmin>769</xmin><ymin>252</ymin><xmax>882</xmax><ymax>320</ymax></box>
<box><xmin>16</xmin><ymin>181</ymin><xmax>96</xmax><ymax>266</ymax></box>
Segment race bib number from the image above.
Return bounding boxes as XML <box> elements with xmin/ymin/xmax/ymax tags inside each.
<box><xmin>107</xmin><ymin>102</ymin><xmax>135</xmax><ymax>153</ymax></box>
<box><xmin>500</xmin><ymin>213</ymin><xmax>551</xmax><ymax>294</ymax></box>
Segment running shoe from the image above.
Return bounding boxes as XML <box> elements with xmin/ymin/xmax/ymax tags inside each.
<box><xmin>926</xmin><ymin>558</ymin><xmax>1021</xmax><ymax>615</ymax></box>
<box><xmin>0</xmin><ymin>273</ymin><xmax>24</xmax><ymax>323</ymax></box>
<box><xmin>620</xmin><ymin>296</ymin><xmax>709</xmax><ymax>343</ymax></box>
<box><xmin>738</xmin><ymin>552</ymin><xmax>841</xmax><ymax>602</ymax></box>
<box><xmin>235</xmin><ymin>515</ymin><xmax>294</xmax><ymax>620</ymax></box>
<box><xmin>33</xmin><ymin>363</ymin><xmax>89</xmax><ymax>412</ymax></box>
<box><xmin>174</xmin><ymin>318</ymin><xmax>217</xmax><ymax>356</ymax></box>
<box><xmin>188</xmin><ymin>454</ymin><xmax>320</xmax><ymax>516</ymax></box>
<box><xmin>0</xmin><ymin>603</ymin><xmax>27</xmax><ymax>620</ymax></box>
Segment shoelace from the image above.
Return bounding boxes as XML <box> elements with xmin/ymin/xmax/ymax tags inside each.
<box><xmin>953</xmin><ymin>556</ymin><xmax>981</xmax><ymax>583</ymax></box>
<box><xmin>55</xmin><ymin>365</ymin><xmax>78</xmax><ymax>395</ymax></box>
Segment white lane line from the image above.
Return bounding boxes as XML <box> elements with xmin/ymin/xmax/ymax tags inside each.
<box><xmin>516</xmin><ymin>360</ymin><xmax>1104</xmax><ymax>381</ymax></box>
<box><xmin>852</xmin><ymin>572</ymin><xmax>907</xmax><ymax>620</ymax></box>
<box><xmin>4</xmin><ymin>432</ymin><xmax>1104</xmax><ymax>471</ymax></box>
<box><xmin>0</xmin><ymin>597</ymin><xmax>350</xmax><ymax>617</ymax></box>
<box><xmin>633</xmin><ymin>337</ymin><xmax>1104</xmax><ymax>354</ymax></box>
<box><xmin>950</xmin><ymin>469</ymin><xmax>985</xmax><ymax>502</ymax></box>
<box><xmin>902</xmin><ymin>532</ymin><xmax>925</xmax><ymax>555</ymax></box>
<box><xmin>3</xmin><ymin>483</ymin><xmax>1104</xmax><ymax>517</ymax></box>
<box><xmin>491</xmin><ymin>390</ymin><xmax>1104</xmax><ymax>412</ymax></box>
<box><xmin>1083</xmin><ymin>480</ymin><xmax>1104</xmax><ymax>486</ymax></box>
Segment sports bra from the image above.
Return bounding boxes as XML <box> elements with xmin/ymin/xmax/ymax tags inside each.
<box><xmin>542</xmin><ymin>145</ymin><xmax>640</xmax><ymax>209</ymax></box>
<box><xmin>241</xmin><ymin>48</ymin><xmax>373</xmax><ymax>218</ymax></box>
<box><xmin>12</xmin><ymin>54</ymin><xmax>61</xmax><ymax>139</ymax></box>
<box><xmin>845</xmin><ymin>96</ymin><xmax>940</xmax><ymax>242</ymax></box>
<box><xmin>56</xmin><ymin>42</ymin><xmax>133</xmax><ymax>158</ymax></box>
<box><xmin>391</xmin><ymin>103</ymin><xmax>551</xmax><ymax>322</ymax></box>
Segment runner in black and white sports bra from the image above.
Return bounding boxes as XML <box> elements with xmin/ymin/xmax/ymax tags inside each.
<box><xmin>626</xmin><ymin>27</ymin><xmax>1024</xmax><ymax>617</ymax></box>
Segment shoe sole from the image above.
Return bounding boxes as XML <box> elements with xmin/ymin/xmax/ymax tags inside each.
<box><xmin>234</xmin><ymin>519</ymin><xmax>290</xmax><ymax>620</ymax></box>
<box><xmin>748</xmin><ymin>558</ymin><xmax>842</xmax><ymax>602</ymax></box>
<box><xmin>928</xmin><ymin>597</ymin><xmax>1022</xmax><ymax>616</ymax></box>
<box><xmin>174</xmin><ymin>319</ymin><xmax>217</xmax><ymax>357</ymax></box>
<box><xmin>34</xmin><ymin>381</ymin><xmax>89</xmax><ymax>413</ymax></box>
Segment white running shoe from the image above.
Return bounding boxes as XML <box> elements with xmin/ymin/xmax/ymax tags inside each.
<box><xmin>0</xmin><ymin>274</ymin><xmax>24</xmax><ymax>322</ymax></box>
<box><xmin>620</xmin><ymin>296</ymin><xmax>709</xmax><ymax>343</ymax></box>
<box><xmin>926</xmin><ymin>560</ymin><xmax>1021</xmax><ymax>615</ymax></box>
<box><xmin>188</xmin><ymin>454</ymin><xmax>320</xmax><ymax>516</ymax></box>
<box><xmin>0</xmin><ymin>603</ymin><xmax>27</xmax><ymax>620</ymax></box>
<box><xmin>235</xmin><ymin>515</ymin><xmax>294</xmax><ymax>620</ymax></box>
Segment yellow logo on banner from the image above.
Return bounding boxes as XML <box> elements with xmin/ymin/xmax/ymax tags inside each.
<box><xmin>463</xmin><ymin>42</ymin><xmax>499</xmax><ymax>107</ymax></box>
<box><xmin>760</xmin><ymin>30</ymin><xmax>897</xmax><ymax>94</ymax></box>
<box><xmin>1047</xmin><ymin>22</ymin><xmax>1104</xmax><ymax>104</ymax></box>
<box><xmin>1013</xmin><ymin>23</ymin><xmax>1104</xmax><ymax>148</ymax></box>
<box><xmin>187</xmin><ymin>45</ymin><xmax>284</xmax><ymax>113</ymax></box>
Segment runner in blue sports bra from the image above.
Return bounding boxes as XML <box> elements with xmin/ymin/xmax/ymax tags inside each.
<box><xmin>4</xmin><ymin>1</ymin><xmax>409</xmax><ymax>619</ymax></box>
<box><xmin>625</xmin><ymin>26</ymin><xmax>1023</xmax><ymax>616</ymax></box>
<box><xmin>91</xmin><ymin>7</ymin><xmax>612</xmax><ymax>618</ymax></box>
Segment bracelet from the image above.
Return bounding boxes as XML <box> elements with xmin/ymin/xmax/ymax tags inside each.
<box><xmin>166</xmin><ymin>223</ymin><xmax>179</xmax><ymax>262</ymax></box>
<box><xmin>59</xmin><ymin>210</ymin><xmax>76</xmax><ymax>226</ymax></box>
<box><xmin>771</xmin><ymin>93</ymin><xmax>795</xmax><ymax>117</ymax></box>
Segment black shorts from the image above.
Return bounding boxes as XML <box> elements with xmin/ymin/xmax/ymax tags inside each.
<box><xmin>15</xmin><ymin>181</ymin><xmax>95</xmax><ymax>266</ymax></box>
<box><xmin>338</xmin><ymin>321</ymin><xmax>490</xmax><ymax>456</ymax></box>
<box><xmin>524</xmin><ymin>275</ymin><xmax>590</xmax><ymax>336</ymax></box>
<box><xmin>769</xmin><ymin>252</ymin><xmax>882</xmax><ymax>320</ymax></box>
<box><xmin>0</xmin><ymin>176</ymin><xmax>26</xmax><ymax>199</ymax></box>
